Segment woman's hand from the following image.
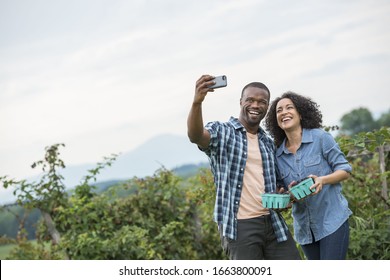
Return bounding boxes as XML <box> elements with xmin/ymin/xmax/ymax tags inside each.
<box><xmin>308</xmin><ymin>175</ymin><xmax>323</xmax><ymax>195</ymax></box>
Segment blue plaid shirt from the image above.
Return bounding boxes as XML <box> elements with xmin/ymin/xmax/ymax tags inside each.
<box><xmin>201</xmin><ymin>117</ymin><xmax>290</xmax><ymax>242</ymax></box>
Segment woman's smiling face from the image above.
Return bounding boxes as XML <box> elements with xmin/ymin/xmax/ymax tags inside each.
<box><xmin>276</xmin><ymin>98</ymin><xmax>301</xmax><ymax>131</ymax></box>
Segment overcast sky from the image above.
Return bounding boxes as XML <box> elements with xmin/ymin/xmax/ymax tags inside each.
<box><xmin>1</xmin><ymin>0</ymin><xmax>390</xmax><ymax>185</ymax></box>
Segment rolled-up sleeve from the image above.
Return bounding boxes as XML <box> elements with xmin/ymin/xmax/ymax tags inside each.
<box><xmin>322</xmin><ymin>132</ymin><xmax>352</xmax><ymax>173</ymax></box>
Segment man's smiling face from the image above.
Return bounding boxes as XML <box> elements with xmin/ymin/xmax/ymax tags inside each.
<box><xmin>239</xmin><ymin>86</ymin><xmax>270</xmax><ymax>133</ymax></box>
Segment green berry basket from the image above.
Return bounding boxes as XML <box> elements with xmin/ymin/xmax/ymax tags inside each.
<box><xmin>290</xmin><ymin>178</ymin><xmax>315</xmax><ymax>200</ymax></box>
<box><xmin>261</xmin><ymin>193</ymin><xmax>290</xmax><ymax>209</ymax></box>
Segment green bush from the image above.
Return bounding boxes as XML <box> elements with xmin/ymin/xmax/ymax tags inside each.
<box><xmin>1</xmin><ymin>127</ymin><xmax>389</xmax><ymax>260</ymax></box>
<box><xmin>338</xmin><ymin>127</ymin><xmax>390</xmax><ymax>259</ymax></box>
<box><xmin>343</xmin><ymin>156</ymin><xmax>390</xmax><ymax>259</ymax></box>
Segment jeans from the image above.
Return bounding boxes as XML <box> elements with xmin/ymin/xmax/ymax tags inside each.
<box><xmin>301</xmin><ymin>219</ymin><xmax>350</xmax><ymax>260</ymax></box>
<box><xmin>220</xmin><ymin>215</ymin><xmax>301</xmax><ymax>260</ymax></box>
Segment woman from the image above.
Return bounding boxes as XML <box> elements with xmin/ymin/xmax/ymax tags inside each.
<box><xmin>265</xmin><ymin>91</ymin><xmax>352</xmax><ymax>260</ymax></box>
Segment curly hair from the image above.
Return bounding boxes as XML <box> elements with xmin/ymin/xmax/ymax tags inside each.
<box><xmin>265</xmin><ymin>91</ymin><xmax>323</xmax><ymax>147</ymax></box>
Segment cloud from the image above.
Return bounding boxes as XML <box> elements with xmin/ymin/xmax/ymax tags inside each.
<box><xmin>0</xmin><ymin>0</ymin><xmax>389</xmax><ymax>183</ymax></box>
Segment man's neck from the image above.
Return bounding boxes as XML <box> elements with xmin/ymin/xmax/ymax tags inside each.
<box><xmin>238</xmin><ymin>117</ymin><xmax>259</xmax><ymax>134</ymax></box>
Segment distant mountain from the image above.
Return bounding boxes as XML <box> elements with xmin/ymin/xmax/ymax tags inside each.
<box><xmin>44</xmin><ymin>133</ymin><xmax>209</xmax><ymax>189</ymax></box>
<box><xmin>172</xmin><ymin>162</ymin><xmax>210</xmax><ymax>178</ymax></box>
<box><xmin>0</xmin><ymin>134</ymin><xmax>209</xmax><ymax>205</ymax></box>
<box><xmin>86</xmin><ymin>162</ymin><xmax>211</xmax><ymax>195</ymax></box>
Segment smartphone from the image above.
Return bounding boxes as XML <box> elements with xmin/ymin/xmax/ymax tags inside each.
<box><xmin>208</xmin><ymin>75</ymin><xmax>227</xmax><ymax>89</ymax></box>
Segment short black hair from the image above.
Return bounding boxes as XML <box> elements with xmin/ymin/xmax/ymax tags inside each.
<box><xmin>241</xmin><ymin>82</ymin><xmax>270</xmax><ymax>99</ymax></box>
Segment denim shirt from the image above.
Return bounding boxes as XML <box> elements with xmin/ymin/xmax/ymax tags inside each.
<box><xmin>202</xmin><ymin>117</ymin><xmax>290</xmax><ymax>242</ymax></box>
<box><xmin>276</xmin><ymin>128</ymin><xmax>352</xmax><ymax>245</ymax></box>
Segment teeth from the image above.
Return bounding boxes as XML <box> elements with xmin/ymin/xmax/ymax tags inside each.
<box><xmin>282</xmin><ymin>117</ymin><xmax>291</xmax><ymax>122</ymax></box>
<box><xmin>249</xmin><ymin>111</ymin><xmax>259</xmax><ymax>115</ymax></box>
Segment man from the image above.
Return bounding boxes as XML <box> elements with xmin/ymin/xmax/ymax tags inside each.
<box><xmin>187</xmin><ymin>74</ymin><xmax>300</xmax><ymax>260</ymax></box>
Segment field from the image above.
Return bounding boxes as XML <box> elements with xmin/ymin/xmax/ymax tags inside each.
<box><xmin>0</xmin><ymin>244</ymin><xmax>14</xmax><ymax>260</ymax></box>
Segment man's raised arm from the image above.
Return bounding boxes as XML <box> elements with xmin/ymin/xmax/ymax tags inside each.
<box><xmin>187</xmin><ymin>75</ymin><xmax>215</xmax><ymax>149</ymax></box>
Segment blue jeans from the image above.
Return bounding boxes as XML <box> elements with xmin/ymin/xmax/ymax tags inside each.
<box><xmin>301</xmin><ymin>219</ymin><xmax>349</xmax><ymax>260</ymax></box>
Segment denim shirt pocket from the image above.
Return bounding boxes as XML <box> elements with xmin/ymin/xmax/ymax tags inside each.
<box><xmin>303</xmin><ymin>154</ymin><xmax>322</xmax><ymax>176</ymax></box>
<box><xmin>279</xmin><ymin>168</ymin><xmax>293</xmax><ymax>188</ymax></box>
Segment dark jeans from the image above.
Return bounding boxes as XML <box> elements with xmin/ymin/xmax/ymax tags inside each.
<box><xmin>219</xmin><ymin>215</ymin><xmax>301</xmax><ymax>260</ymax></box>
<box><xmin>301</xmin><ymin>219</ymin><xmax>350</xmax><ymax>260</ymax></box>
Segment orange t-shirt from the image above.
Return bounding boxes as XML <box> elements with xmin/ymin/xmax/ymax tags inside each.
<box><xmin>237</xmin><ymin>132</ymin><xmax>269</xmax><ymax>219</ymax></box>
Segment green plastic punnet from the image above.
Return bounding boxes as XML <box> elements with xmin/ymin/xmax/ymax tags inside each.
<box><xmin>290</xmin><ymin>178</ymin><xmax>315</xmax><ymax>200</ymax></box>
<box><xmin>261</xmin><ymin>193</ymin><xmax>290</xmax><ymax>209</ymax></box>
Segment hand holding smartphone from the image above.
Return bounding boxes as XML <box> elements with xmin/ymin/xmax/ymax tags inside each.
<box><xmin>208</xmin><ymin>75</ymin><xmax>227</xmax><ymax>89</ymax></box>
